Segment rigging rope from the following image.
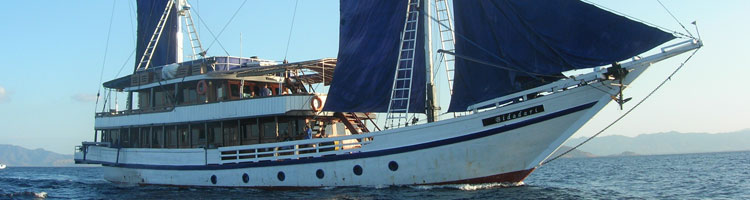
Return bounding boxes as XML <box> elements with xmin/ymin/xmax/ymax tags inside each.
<box><xmin>283</xmin><ymin>0</ymin><xmax>300</xmax><ymax>60</ymax></box>
<box><xmin>427</xmin><ymin>15</ymin><xmax>545</xmax><ymax>81</ymax></box>
<box><xmin>540</xmin><ymin>48</ymin><xmax>701</xmax><ymax>166</ymax></box>
<box><xmin>581</xmin><ymin>0</ymin><xmax>692</xmax><ymax>39</ymax></box>
<box><xmin>656</xmin><ymin>0</ymin><xmax>694</xmax><ymax>38</ymax></box>
<box><xmin>193</xmin><ymin>0</ymin><xmax>248</xmax><ymax>56</ymax></box>
<box><xmin>96</xmin><ymin>1</ymin><xmax>118</xmax><ymax>113</ymax></box>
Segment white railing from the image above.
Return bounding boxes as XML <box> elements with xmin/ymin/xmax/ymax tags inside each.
<box><xmin>217</xmin><ymin>134</ymin><xmax>374</xmax><ymax>164</ymax></box>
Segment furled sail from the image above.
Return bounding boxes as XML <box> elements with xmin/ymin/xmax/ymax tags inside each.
<box><xmin>324</xmin><ymin>0</ymin><xmax>426</xmax><ymax>113</ymax></box>
<box><xmin>447</xmin><ymin>0</ymin><xmax>675</xmax><ymax>112</ymax></box>
<box><xmin>136</xmin><ymin>0</ymin><xmax>179</xmax><ymax>70</ymax></box>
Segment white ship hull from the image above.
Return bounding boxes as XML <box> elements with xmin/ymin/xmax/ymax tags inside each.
<box><xmin>78</xmin><ymin>83</ymin><xmax>609</xmax><ymax>187</ymax></box>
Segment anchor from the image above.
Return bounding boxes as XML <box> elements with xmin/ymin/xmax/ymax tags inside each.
<box><xmin>605</xmin><ymin>62</ymin><xmax>632</xmax><ymax>110</ymax></box>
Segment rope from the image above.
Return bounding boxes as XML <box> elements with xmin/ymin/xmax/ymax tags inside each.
<box><xmin>581</xmin><ymin>0</ymin><xmax>692</xmax><ymax>39</ymax></box>
<box><xmin>283</xmin><ymin>0</ymin><xmax>300</xmax><ymax>60</ymax></box>
<box><xmin>95</xmin><ymin>1</ymin><xmax>118</xmax><ymax>112</ymax></box>
<box><xmin>541</xmin><ymin>48</ymin><xmax>700</xmax><ymax>166</ymax></box>
<box><xmin>656</xmin><ymin>0</ymin><xmax>694</xmax><ymax>38</ymax></box>
<box><xmin>192</xmin><ymin>0</ymin><xmax>248</xmax><ymax>56</ymax></box>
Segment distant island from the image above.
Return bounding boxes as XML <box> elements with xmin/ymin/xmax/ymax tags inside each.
<box><xmin>1</xmin><ymin>129</ymin><xmax>748</xmax><ymax>166</ymax></box>
<box><xmin>554</xmin><ymin>129</ymin><xmax>750</xmax><ymax>158</ymax></box>
<box><xmin>0</xmin><ymin>144</ymin><xmax>74</xmax><ymax>167</ymax></box>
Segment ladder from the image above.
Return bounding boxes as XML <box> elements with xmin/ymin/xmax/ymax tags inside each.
<box><xmin>433</xmin><ymin>0</ymin><xmax>466</xmax><ymax>117</ymax></box>
<box><xmin>135</xmin><ymin>0</ymin><xmax>175</xmax><ymax>71</ymax></box>
<box><xmin>386</xmin><ymin>0</ymin><xmax>421</xmax><ymax>129</ymax></box>
<box><xmin>180</xmin><ymin>3</ymin><xmax>205</xmax><ymax>60</ymax></box>
<box><xmin>434</xmin><ymin>0</ymin><xmax>456</xmax><ymax>95</ymax></box>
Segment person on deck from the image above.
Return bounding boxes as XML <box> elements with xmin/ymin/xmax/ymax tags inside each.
<box><xmin>259</xmin><ymin>84</ymin><xmax>272</xmax><ymax>96</ymax></box>
<box><xmin>304</xmin><ymin>125</ymin><xmax>313</xmax><ymax>140</ymax></box>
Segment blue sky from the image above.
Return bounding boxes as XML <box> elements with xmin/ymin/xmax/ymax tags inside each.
<box><xmin>0</xmin><ymin>0</ymin><xmax>747</xmax><ymax>154</ymax></box>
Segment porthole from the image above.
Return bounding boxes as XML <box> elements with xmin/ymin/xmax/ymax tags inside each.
<box><xmin>388</xmin><ymin>161</ymin><xmax>398</xmax><ymax>171</ymax></box>
<box><xmin>277</xmin><ymin>171</ymin><xmax>286</xmax><ymax>181</ymax></box>
<box><xmin>210</xmin><ymin>175</ymin><xmax>217</xmax><ymax>184</ymax></box>
<box><xmin>316</xmin><ymin>169</ymin><xmax>325</xmax><ymax>179</ymax></box>
<box><xmin>242</xmin><ymin>173</ymin><xmax>249</xmax><ymax>183</ymax></box>
<box><xmin>353</xmin><ymin>165</ymin><xmax>363</xmax><ymax>176</ymax></box>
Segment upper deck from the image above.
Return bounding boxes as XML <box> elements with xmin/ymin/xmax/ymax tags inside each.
<box><xmin>96</xmin><ymin>57</ymin><xmax>337</xmax><ymax>128</ymax></box>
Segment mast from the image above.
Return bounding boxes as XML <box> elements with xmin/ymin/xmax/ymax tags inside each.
<box><xmin>422</xmin><ymin>0</ymin><xmax>439</xmax><ymax>122</ymax></box>
<box><xmin>175</xmin><ymin>0</ymin><xmax>184</xmax><ymax>63</ymax></box>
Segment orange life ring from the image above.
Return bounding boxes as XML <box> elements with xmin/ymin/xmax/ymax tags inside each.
<box><xmin>196</xmin><ymin>80</ymin><xmax>208</xmax><ymax>95</ymax></box>
<box><xmin>310</xmin><ymin>95</ymin><xmax>323</xmax><ymax>112</ymax></box>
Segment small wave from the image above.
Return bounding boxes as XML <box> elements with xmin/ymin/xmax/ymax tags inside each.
<box><xmin>409</xmin><ymin>182</ymin><xmax>525</xmax><ymax>191</ymax></box>
<box><xmin>1</xmin><ymin>191</ymin><xmax>48</xmax><ymax>199</ymax></box>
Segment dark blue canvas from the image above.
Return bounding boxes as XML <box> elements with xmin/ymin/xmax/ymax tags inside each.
<box><xmin>324</xmin><ymin>0</ymin><xmax>426</xmax><ymax>113</ymax></box>
<box><xmin>136</xmin><ymin>0</ymin><xmax>179</xmax><ymax>71</ymax></box>
<box><xmin>447</xmin><ymin>0</ymin><xmax>675</xmax><ymax>112</ymax></box>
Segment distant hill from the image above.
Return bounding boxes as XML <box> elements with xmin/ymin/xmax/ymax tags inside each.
<box><xmin>563</xmin><ymin>129</ymin><xmax>750</xmax><ymax>156</ymax></box>
<box><xmin>550</xmin><ymin>146</ymin><xmax>597</xmax><ymax>158</ymax></box>
<box><xmin>0</xmin><ymin>144</ymin><xmax>74</xmax><ymax>167</ymax></box>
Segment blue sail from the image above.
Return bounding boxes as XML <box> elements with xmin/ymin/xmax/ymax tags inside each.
<box><xmin>447</xmin><ymin>0</ymin><xmax>675</xmax><ymax>112</ymax></box>
<box><xmin>324</xmin><ymin>0</ymin><xmax>426</xmax><ymax>113</ymax></box>
<box><xmin>136</xmin><ymin>0</ymin><xmax>179</xmax><ymax>70</ymax></box>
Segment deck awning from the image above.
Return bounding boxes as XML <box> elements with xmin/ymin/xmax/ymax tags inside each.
<box><xmin>234</xmin><ymin>58</ymin><xmax>337</xmax><ymax>85</ymax></box>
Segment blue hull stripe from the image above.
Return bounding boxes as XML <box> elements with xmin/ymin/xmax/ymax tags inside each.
<box><xmin>78</xmin><ymin>102</ymin><xmax>597</xmax><ymax>170</ymax></box>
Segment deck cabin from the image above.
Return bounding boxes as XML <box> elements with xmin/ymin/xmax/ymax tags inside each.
<box><xmin>93</xmin><ymin>56</ymin><xmax>376</xmax><ymax>150</ymax></box>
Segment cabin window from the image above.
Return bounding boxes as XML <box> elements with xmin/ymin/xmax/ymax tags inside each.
<box><xmin>140</xmin><ymin>127</ymin><xmax>151</xmax><ymax>148</ymax></box>
<box><xmin>120</xmin><ymin>128</ymin><xmax>130</xmax><ymax>148</ymax></box>
<box><xmin>242</xmin><ymin>85</ymin><xmax>254</xmax><ymax>98</ymax></box>
<box><xmin>191</xmin><ymin>123</ymin><xmax>206</xmax><ymax>148</ymax></box>
<box><xmin>99</xmin><ymin>130</ymin><xmax>108</xmax><ymax>143</ymax></box>
<box><xmin>180</xmin><ymin>82</ymin><xmax>205</xmax><ymax>105</ymax></box>
<box><xmin>154</xmin><ymin>85</ymin><xmax>174</xmax><ymax>108</ymax></box>
<box><xmin>152</xmin><ymin>126</ymin><xmax>164</xmax><ymax>148</ymax></box>
<box><xmin>278</xmin><ymin>117</ymin><xmax>303</xmax><ymax>141</ymax></box>
<box><xmin>215</xmin><ymin>81</ymin><xmax>227</xmax><ymax>101</ymax></box>
<box><xmin>166</xmin><ymin>126</ymin><xmax>178</xmax><ymax>148</ymax></box>
<box><xmin>223</xmin><ymin>121</ymin><xmax>240</xmax><ymax>146</ymax></box>
<box><xmin>207</xmin><ymin>81</ymin><xmax>217</xmax><ymax>102</ymax></box>
<box><xmin>297</xmin><ymin>119</ymin><xmax>306</xmax><ymax>138</ymax></box>
<box><xmin>178</xmin><ymin>125</ymin><xmax>190</xmax><ymax>148</ymax></box>
<box><xmin>261</xmin><ymin>117</ymin><xmax>278</xmax><ymax>143</ymax></box>
<box><xmin>138</xmin><ymin>91</ymin><xmax>150</xmax><ymax>109</ymax></box>
<box><xmin>110</xmin><ymin>129</ymin><xmax>120</xmax><ymax>147</ymax></box>
<box><xmin>229</xmin><ymin>81</ymin><xmax>241</xmax><ymax>99</ymax></box>
<box><xmin>130</xmin><ymin>128</ymin><xmax>141</xmax><ymax>148</ymax></box>
<box><xmin>207</xmin><ymin>122</ymin><xmax>223</xmax><ymax>148</ymax></box>
<box><xmin>241</xmin><ymin>118</ymin><xmax>259</xmax><ymax>145</ymax></box>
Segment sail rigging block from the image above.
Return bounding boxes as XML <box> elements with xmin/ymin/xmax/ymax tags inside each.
<box><xmin>447</xmin><ymin>0</ymin><xmax>675</xmax><ymax>112</ymax></box>
<box><xmin>324</xmin><ymin>0</ymin><xmax>426</xmax><ymax>113</ymax></box>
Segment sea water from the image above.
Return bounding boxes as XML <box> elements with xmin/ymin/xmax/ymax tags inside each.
<box><xmin>1</xmin><ymin>151</ymin><xmax>747</xmax><ymax>199</ymax></box>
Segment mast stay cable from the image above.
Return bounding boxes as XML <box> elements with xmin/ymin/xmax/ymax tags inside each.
<box><xmin>582</xmin><ymin>0</ymin><xmax>692</xmax><ymax>39</ymax></box>
<box><xmin>656</xmin><ymin>0</ymin><xmax>694</xmax><ymax>38</ymax></box>
<box><xmin>540</xmin><ymin>48</ymin><xmax>700</xmax><ymax>166</ymax></box>
<box><xmin>283</xmin><ymin>0</ymin><xmax>300</xmax><ymax>61</ymax></box>
<box><xmin>96</xmin><ymin>1</ymin><xmax>118</xmax><ymax>113</ymax></box>
<box><xmin>190</xmin><ymin>0</ymin><xmax>248</xmax><ymax>56</ymax></box>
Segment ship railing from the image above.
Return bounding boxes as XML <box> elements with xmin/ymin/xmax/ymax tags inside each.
<box><xmin>95</xmin><ymin>106</ymin><xmax>175</xmax><ymax>117</ymax></box>
<box><xmin>217</xmin><ymin>134</ymin><xmax>373</xmax><ymax>164</ymax></box>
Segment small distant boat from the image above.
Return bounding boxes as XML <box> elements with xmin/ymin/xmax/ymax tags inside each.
<box><xmin>0</xmin><ymin>164</ymin><xmax>6</xmax><ymax>169</ymax></box>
